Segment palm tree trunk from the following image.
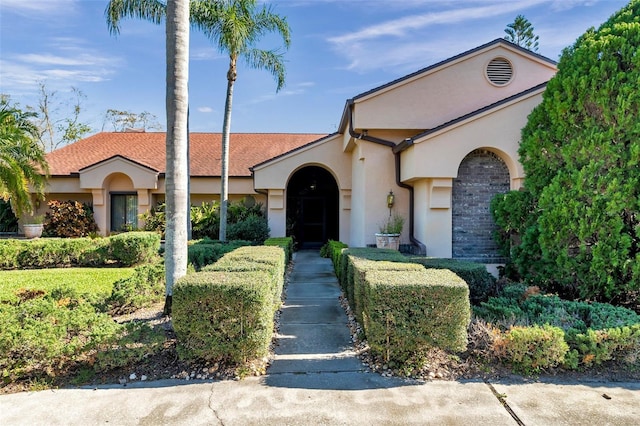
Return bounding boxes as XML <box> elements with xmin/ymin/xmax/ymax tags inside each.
<box><xmin>163</xmin><ymin>0</ymin><xmax>190</xmax><ymax>316</ymax></box>
<box><xmin>219</xmin><ymin>59</ymin><xmax>236</xmax><ymax>242</ymax></box>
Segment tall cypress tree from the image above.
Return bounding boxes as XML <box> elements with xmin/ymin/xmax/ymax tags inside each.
<box><xmin>493</xmin><ymin>0</ymin><xmax>640</xmax><ymax>303</ymax></box>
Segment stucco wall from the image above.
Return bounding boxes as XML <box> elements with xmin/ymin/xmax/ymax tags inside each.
<box><xmin>354</xmin><ymin>44</ymin><xmax>555</xmax><ymax>131</ymax></box>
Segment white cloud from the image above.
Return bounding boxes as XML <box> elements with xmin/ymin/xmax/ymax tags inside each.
<box><xmin>197</xmin><ymin>106</ymin><xmax>214</xmax><ymax>113</ymax></box>
<box><xmin>327</xmin><ymin>0</ymin><xmax>547</xmax><ymax>46</ymax></box>
<box><xmin>190</xmin><ymin>48</ymin><xmax>222</xmax><ymax>61</ymax></box>
<box><xmin>0</xmin><ymin>0</ymin><xmax>78</xmax><ymax>15</ymax></box>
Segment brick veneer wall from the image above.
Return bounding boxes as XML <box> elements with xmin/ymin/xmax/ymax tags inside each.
<box><xmin>452</xmin><ymin>149</ymin><xmax>510</xmax><ymax>261</ymax></box>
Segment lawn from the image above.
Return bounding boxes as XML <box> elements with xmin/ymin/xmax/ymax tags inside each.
<box><xmin>0</xmin><ymin>268</ymin><xmax>135</xmax><ymax>303</ymax></box>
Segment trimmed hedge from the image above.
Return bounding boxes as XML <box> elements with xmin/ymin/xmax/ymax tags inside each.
<box><xmin>109</xmin><ymin>232</ymin><xmax>160</xmax><ymax>266</ymax></box>
<box><xmin>0</xmin><ymin>232</ymin><xmax>160</xmax><ymax>269</ymax></box>
<box><xmin>203</xmin><ymin>245</ymin><xmax>286</xmax><ymax>310</ymax></box>
<box><xmin>338</xmin><ymin>247</ymin><xmax>405</xmax><ymax>289</ymax></box>
<box><xmin>264</xmin><ymin>237</ymin><xmax>294</xmax><ymax>264</ymax></box>
<box><xmin>350</xmin><ymin>258</ymin><xmax>423</xmax><ymax>325</ymax></box>
<box><xmin>408</xmin><ymin>257</ymin><xmax>496</xmax><ymax>304</ymax></box>
<box><xmin>187</xmin><ymin>239</ymin><xmax>251</xmax><ymax>270</ymax></box>
<box><xmin>320</xmin><ymin>240</ymin><xmax>348</xmax><ymax>275</ymax></box>
<box><xmin>173</xmin><ymin>245</ymin><xmax>286</xmax><ymax>363</ymax></box>
<box><xmin>363</xmin><ymin>268</ymin><xmax>470</xmax><ymax>365</ymax></box>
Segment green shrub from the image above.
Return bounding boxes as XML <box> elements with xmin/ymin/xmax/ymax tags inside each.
<box><xmin>173</xmin><ymin>270</ymin><xmax>275</xmax><ymax>363</ymax></box>
<box><xmin>264</xmin><ymin>237</ymin><xmax>294</xmax><ymax>264</ymax></box>
<box><xmin>139</xmin><ymin>201</ymin><xmax>166</xmax><ymax>237</ymax></box>
<box><xmin>187</xmin><ymin>239</ymin><xmax>251</xmax><ymax>270</ymax></box>
<box><xmin>43</xmin><ymin>200</ymin><xmax>99</xmax><ymax>238</ymax></box>
<box><xmin>320</xmin><ymin>240</ymin><xmax>348</xmax><ymax>275</ymax></box>
<box><xmin>350</xmin><ymin>258</ymin><xmax>424</xmax><ymax>325</ymax></box>
<box><xmin>190</xmin><ymin>201</ymin><xmax>220</xmax><ymax>240</ymax></box>
<box><xmin>0</xmin><ymin>239</ymin><xmax>22</xmax><ymax>269</ymax></box>
<box><xmin>11</xmin><ymin>238</ymin><xmax>110</xmax><ymax>269</ymax></box>
<box><xmin>337</xmin><ymin>247</ymin><xmax>405</xmax><ymax>291</ymax></box>
<box><xmin>0</xmin><ymin>296</ymin><xmax>122</xmax><ymax>382</ymax></box>
<box><xmin>363</xmin><ymin>268</ymin><xmax>470</xmax><ymax>366</ymax></box>
<box><xmin>227</xmin><ymin>214</ymin><xmax>270</xmax><ymax>244</ymax></box>
<box><xmin>0</xmin><ymin>199</ymin><xmax>18</xmax><ymax>232</ymax></box>
<box><xmin>408</xmin><ymin>257</ymin><xmax>497</xmax><ymax>304</ymax></box>
<box><xmin>493</xmin><ymin>324</ymin><xmax>568</xmax><ymax>374</ymax></box>
<box><xmin>105</xmin><ymin>261</ymin><xmax>165</xmax><ymax>315</ymax></box>
<box><xmin>205</xmin><ymin>246</ymin><xmax>286</xmax><ymax>308</ymax></box>
<box><xmin>564</xmin><ymin>324</ymin><xmax>640</xmax><ymax>369</ymax></box>
<box><xmin>492</xmin><ymin>1</ymin><xmax>640</xmax><ymax>301</ymax></box>
<box><xmin>109</xmin><ymin>231</ymin><xmax>160</xmax><ymax>266</ymax></box>
<box><xmin>476</xmin><ymin>290</ymin><xmax>640</xmax><ymax>334</ymax></box>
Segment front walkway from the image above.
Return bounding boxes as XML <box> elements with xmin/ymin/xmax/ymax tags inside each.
<box><xmin>267</xmin><ymin>250</ymin><xmax>364</xmax><ymax>377</ymax></box>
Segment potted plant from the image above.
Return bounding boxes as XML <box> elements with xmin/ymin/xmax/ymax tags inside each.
<box><xmin>22</xmin><ymin>215</ymin><xmax>44</xmax><ymax>239</ymax></box>
<box><xmin>375</xmin><ymin>213</ymin><xmax>404</xmax><ymax>250</ymax></box>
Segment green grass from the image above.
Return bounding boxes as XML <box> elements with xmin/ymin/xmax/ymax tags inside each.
<box><xmin>0</xmin><ymin>268</ymin><xmax>135</xmax><ymax>303</ymax></box>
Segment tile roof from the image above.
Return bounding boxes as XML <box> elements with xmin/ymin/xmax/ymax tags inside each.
<box><xmin>46</xmin><ymin>132</ymin><xmax>327</xmax><ymax>177</ymax></box>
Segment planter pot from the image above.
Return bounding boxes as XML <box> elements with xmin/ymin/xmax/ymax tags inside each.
<box><xmin>23</xmin><ymin>224</ymin><xmax>43</xmax><ymax>239</ymax></box>
<box><xmin>375</xmin><ymin>233</ymin><xmax>400</xmax><ymax>250</ymax></box>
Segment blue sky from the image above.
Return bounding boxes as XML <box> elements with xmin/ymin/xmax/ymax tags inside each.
<box><xmin>0</xmin><ymin>0</ymin><xmax>629</xmax><ymax>135</ymax></box>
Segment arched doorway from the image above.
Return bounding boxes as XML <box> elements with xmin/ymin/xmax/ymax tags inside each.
<box><xmin>452</xmin><ymin>149</ymin><xmax>509</xmax><ymax>260</ymax></box>
<box><xmin>286</xmin><ymin>166</ymin><xmax>339</xmax><ymax>249</ymax></box>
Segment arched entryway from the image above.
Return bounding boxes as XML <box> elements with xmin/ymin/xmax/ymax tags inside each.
<box><xmin>286</xmin><ymin>166</ymin><xmax>339</xmax><ymax>249</ymax></box>
<box><xmin>452</xmin><ymin>149</ymin><xmax>510</xmax><ymax>260</ymax></box>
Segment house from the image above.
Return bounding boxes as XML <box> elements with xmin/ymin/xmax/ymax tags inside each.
<box><xmin>32</xmin><ymin>39</ymin><xmax>557</xmax><ymax>262</ymax></box>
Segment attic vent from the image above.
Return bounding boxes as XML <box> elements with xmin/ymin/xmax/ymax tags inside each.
<box><xmin>486</xmin><ymin>57</ymin><xmax>513</xmax><ymax>86</ymax></box>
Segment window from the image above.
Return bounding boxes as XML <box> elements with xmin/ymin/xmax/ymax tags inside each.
<box><xmin>111</xmin><ymin>193</ymin><xmax>137</xmax><ymax>231</ymax></box>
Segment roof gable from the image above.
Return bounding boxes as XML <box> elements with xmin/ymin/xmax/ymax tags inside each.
<box><xmin>340</xmin><ymin>38</ymin><xmax>557</xmax><ymax>132</ymax></box>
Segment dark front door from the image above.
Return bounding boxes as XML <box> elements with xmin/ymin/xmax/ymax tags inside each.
<box><xmin>287</xmin><ymin>166</ymin><xmax>338</xmax><ymax>249</ymax></box>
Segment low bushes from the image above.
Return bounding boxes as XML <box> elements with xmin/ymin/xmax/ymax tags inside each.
<box><xmin>0</xmin><ymin>232</ymin><xmax>161</xmax><ymax>270</ymax></box>
<box><xmin>0</xmin><ymin>290</ymin><xmax>163</xmax><ymax>385</ymax></box>
<box><xmin>493</xmin><ymin>324</ymin><xmax>569</xmax><ymax>374</ymax></box>
<box><xmin>173</xmin><ymin>245</ymin><xmax>286</xmax><ymax>364</ymax></box>
<box><xmin>408</xmin><ymin>257</ymin><xmax>496</xmax><ymax>304</ymax></box>
<box><xmin>105</xmin><ymin>260</ymin><xmax>165</xmax><ymax>315</ymax></box>
<box><xmin>187</xmin><ymin>239</ymin><xmax>251</xmax><ymax>270</ymax></box>
<box><xmin>475</xmin><ymin>285</ymin><xmax>640</xmax><ymax>372</ymax></box>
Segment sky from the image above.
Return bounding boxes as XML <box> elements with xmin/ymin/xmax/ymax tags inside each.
<box><xmin>0</xmin><ymin>0</ymin><xmax>630</xmax><ymax>137</ymax></box>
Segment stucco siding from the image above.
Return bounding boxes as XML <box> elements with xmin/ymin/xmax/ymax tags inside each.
<box><xmin>400</xmin><ymin>90</ymin><xmax>543</xmax><ymax>184</ymax></box>
<box><xmin>354</xmin><ymin>45</ymin><xmax>555</xmax><ymax>131</ymax></box>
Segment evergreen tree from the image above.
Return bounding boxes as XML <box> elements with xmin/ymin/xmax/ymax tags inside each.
<box><xmin>492</xmin><ymin>1</ymin><xmax>640</xmax><ymax>303</ymax></box>
<box><xmin>504</xmin><ymin>14</ymin><xmax>539</xmax><ymax>51</ymax></box>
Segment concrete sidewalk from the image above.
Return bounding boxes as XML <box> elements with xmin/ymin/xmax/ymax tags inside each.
<box><xmin>1</xmin><ymin>250</ymin><xmax>638</xmax><ymax>425</ymax></box>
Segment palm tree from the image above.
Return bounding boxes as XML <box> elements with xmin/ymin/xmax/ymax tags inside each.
<box><xmin>163</xmin><ymin>0</ymin><xmax>190</xmax><ymax>316</ymax></box>
<box><xmin>191</xmin><ymin>0</ymin><xmax>290</xmax><ymax>241</ymax></box>
<box><xmin>106</xmin><ymin>0</ymin><xmax>189</xmax><ymax>315</ymax></box>
<box><xmin>0</xmin><ymin>99</ymin><xmax>49</xmax><ymax>218</ymax></box>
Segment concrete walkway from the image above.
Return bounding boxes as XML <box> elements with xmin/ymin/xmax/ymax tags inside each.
<box><xmin>1</xmin><ymin>250</ymin><xmax>639</xmax><ymax>425</ymax></box>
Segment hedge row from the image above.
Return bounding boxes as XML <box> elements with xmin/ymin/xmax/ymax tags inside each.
<box><xmin>320</xmin><ymin>240</ymin><xmax>348</xmax><ymax>275</ymax></box>
<box><xmin>0</xmin><ymin>232</ymin><xmax>161</xmax><ymax>269</ymax></box>
<box><xmin>173</xmin><ymin>245</ymin><xmax>286</xmax><ymax>363</ymax></box>
<box><xmin>264</xmin><ymin>237</ymin><xmax>294</xmax><ymax>264</ymax></box>
<box><xmin>336</xmin><ymin>247</ymin><xmax>470</xmax><ymax>366</ymax></box>
<box><xmin>187</xmin><ymin>239</ymin><xmax>252</xmax><ymax>270</ymax></box>
<box><xmin>407</xmin><ymin>257</ymin><xmax>496</xmax><ymax>304</ymax></box>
